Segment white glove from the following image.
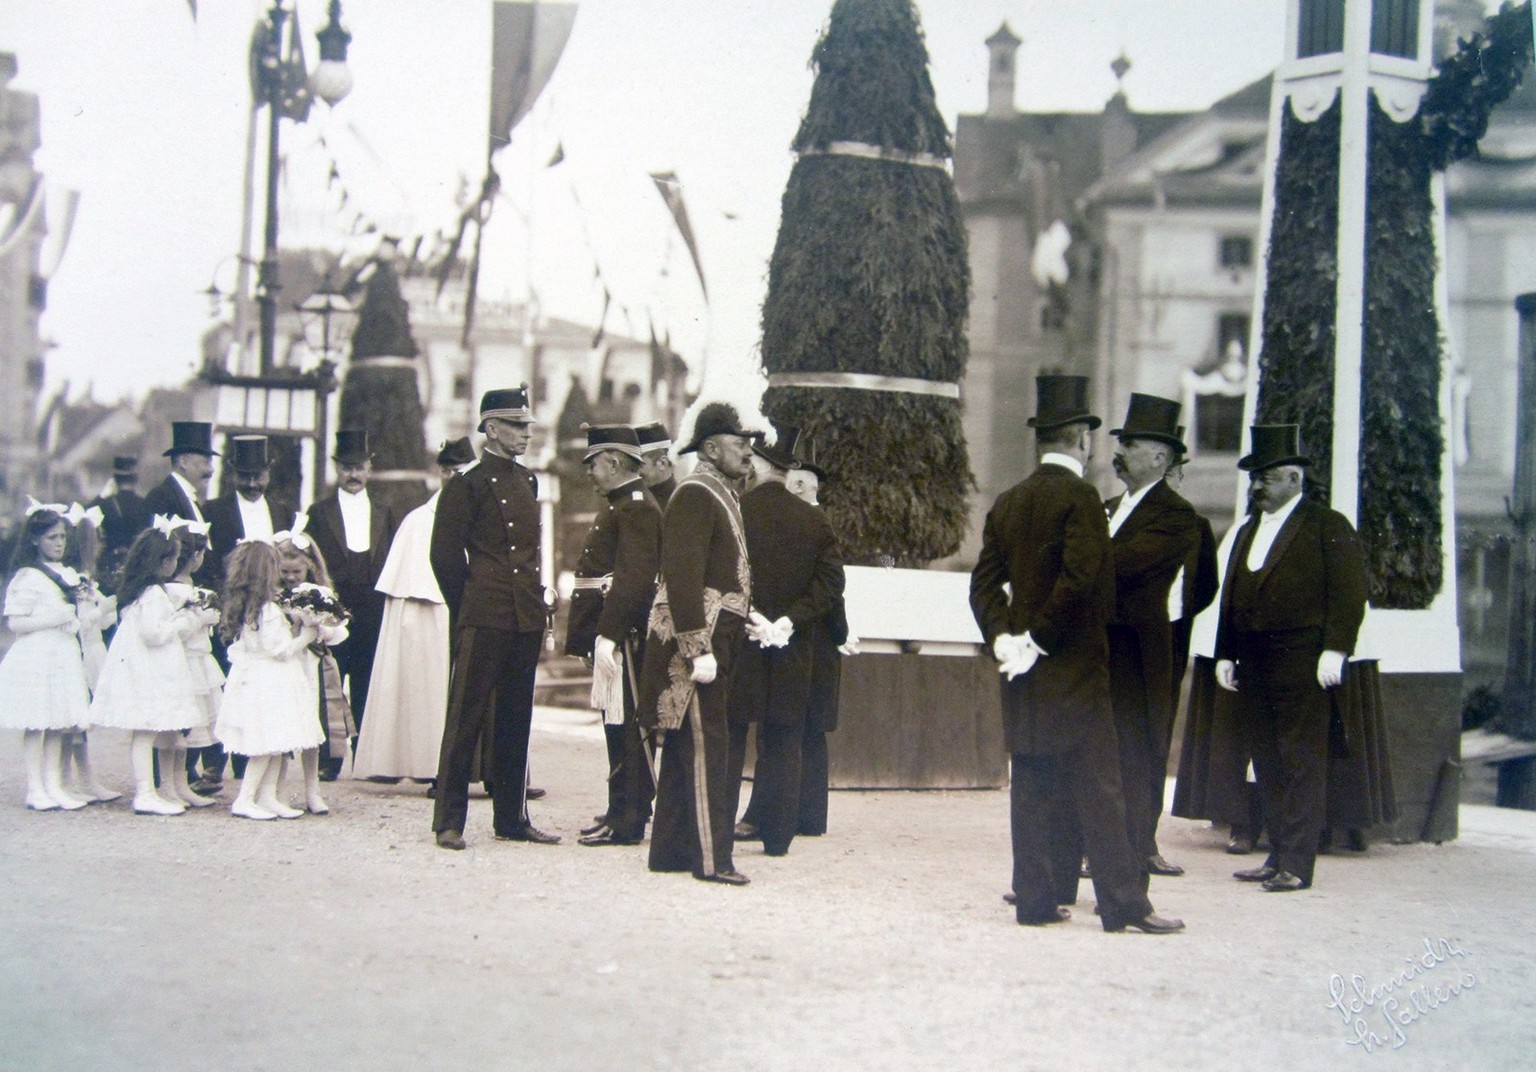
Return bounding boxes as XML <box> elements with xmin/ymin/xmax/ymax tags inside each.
<box><xmin>838</xmin><ymin>633</ymin><xmax>860</xmax><ymax>656</ymax></box>
<box><xmin>746</xmin><ymin>610</ymin><xmax>774</xmax><ymax>647</ymax></box>
<box><xmin>59</xmin><ymin>617</ymin><xmax>80</xmax><ymax>636</ymax></box>
<box><xmin>772</xmin><ymin>616</ymin><xmax>794</xmax><ymax>645</ymax></box>
<box><xmin>594</xmin><ymin>636</ymin><xmax>618</xmax><ymax>677</ymax></box>
<box><xmin>1215</xmin><ymin>659</ymin><xmax>1239</xmax><ymax>693</ymax></box>
<box><xmin>690</xmin><ymin>652</ymin><xmax>718</xmax><ymax>684</ymax></box>
<box><xmin>1317</xmin><ymin>650</ymin><xmax>1346</xmax><ymax>689</ymax></box>
<box><xmin>993</xmin><ymin>634</ymin><xmax>1023</xmax><ymax>664</ymax></box>
<box><xmin>1000</xmin><ymin>633</ymin><xmax>1043</xmax><ymax>680</ymax></box>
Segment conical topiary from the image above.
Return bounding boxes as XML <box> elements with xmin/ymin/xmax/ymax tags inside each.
<box><xmin>759</xmin><ymin>0</ymin><xmax>972</xmax><ymax>566</ymax></box>
<box><xmin>338</xmin><ymin>256</ymin><xmax>429</xmax><ymax>510</ymax></box>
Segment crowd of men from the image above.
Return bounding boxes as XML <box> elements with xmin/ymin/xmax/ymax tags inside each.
<box><xmin>89</xmin><ymin>375</ymin><xmax>1369</xmax><ymax>926</ymax></box>
<box><xmin>970</xmin><ymin>375</ymin><xmax>1369</xmax><ymax>933</ymax></box>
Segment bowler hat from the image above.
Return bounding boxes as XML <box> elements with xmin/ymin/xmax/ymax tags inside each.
<box><xmin>678</xmin><ymin>402</ymin><xmax>762</xmax><ymax>454</ymax></box>
<box><xmin>581</xmin><ymin>423</ymin><xmax>642</xmax><ymax>462</ymax></box>
<box><xmin>333</xmin><ymin>428</ymin><xmax>371</xmax><ymax>465</ymax></box>
<box><xmin>752</xmin><ymin>425</ymin><xmax>805</xmax><ymax>472</ymax></box>
<box><xmin>478</xmin><ymin>385</ymin><xmax>534</xmax><ymax>432</ymax></box>
<box><xmin>1238</xmin><ymin>424</ymin><xmax>1312</xmax><ymax>472</ymax></box>
<box><xmin>163</xmin><ymin>421</ymin><xmax>219</xmax><ymax>458</ymax></box>
<box><xmin>634</xmin><ymin>421</ymin><xmax>673</xmax><ymax>454</ymax></box>
<box><xmin>1110</xmin><ymin>393</ymin><xmax>1186</xmax><ymax>453</ymax></box>
<box><xmin>1027</xmin><ymin>376</ymin><xmax>1101</xmax><ymax>431</ymax></box>
<box><xmin>228</xmin><ymin>435</ymin><xmax>271</xmax><ymax>473</ymax></box>
<box><xmin>436</xmin><ymin>437</ymin><xmax>476</xmax><ymax>468</ymax></box>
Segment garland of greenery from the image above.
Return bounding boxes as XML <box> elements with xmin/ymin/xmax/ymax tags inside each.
<box><xmin>1255</xmin><ymin>97</ymin><xmax>1341</xmax><ymax>491</ymax></box>
<box><xmin>1419</xmin><ymin>0</ymin><xmax>1534</xmax><ymax>172</ymax></box>
<box><xmin>1359</xmin><ymin>92</ymin><xmax>1444</xmax><ymax>609</ymax></box>
<box><xmin>760</xmin><ymin>0</ymin><xmax>972</xmax><ymax>564</ymax></box>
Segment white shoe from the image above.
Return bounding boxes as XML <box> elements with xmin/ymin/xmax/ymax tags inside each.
<box><xmin>50</xmin><ymin>789</ymin><xmax>91</xmax><ymax>811</ymax></box>
<box><xmin>258</xmin><ymin>799</ymin><xmax>303</xmax><ymax>820</ymax></box>
<box><xmin>180</xmin><ymin>790</ymin><xmax>217</xmax><ymax>809</ymax></box>
<box><xmin>133</xmin><ymin>792</ymin><xmax>185</xmax><ymax>816</ymax></box>
<box><xmin>231</xmin><ymin>801</ymin><xmax>276</xmax><ymax>820</ymax></box>
<box><xmin>306</xmin><ymin>795</ymin><xmax>330</xmax><ymax>815</ymax></box>
<box><xmin>85</xmin><ymin>785</ymin><xmax>122</xmax><ymax>804</ymax></box>
<box><xmin>25</xmin><ymin>794</ymin><xmax>60</xmax><ymax>812</ymax></box>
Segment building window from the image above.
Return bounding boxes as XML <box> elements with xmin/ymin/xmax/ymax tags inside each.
<box><xmin>452</xmin><ymin>373</ymin><xmax>472</xmax><ymax>400</ymax></box>
<box><xmin>1371</xmin><ymin>0</ymin><xmax>1419</xmax><ymax>59</ymax></box>
<box><xmin>1217</xmin><ymin>313</ymin><xmax>1250</xmax><ymax>358</ymax></box>
<box><xmin>1196</xmin><ymin>394</ymin><xmax>1244</xmax><ymax>453</ymax></box>
<box><xmin>1219</xmin><ymin>235</ymin><xmax>1254</xmax><ymax>271</ymax></box>
<box><xmin>1298</xmin><ymin>0</ymin><xmax>1345</xmax><ymax>57</ymax></box>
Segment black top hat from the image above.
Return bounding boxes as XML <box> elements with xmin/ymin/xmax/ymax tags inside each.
<box><xmin>678</xmin><ymin>402</ymin><xmax>762</xmax><ymax>454</ymax></box>
<box><xmin>477</xmin><ymin>385</ymin><xmax>534</xmax><ymax>432</ymax></box>
<box><xmin>794</xmin><ymin>437</ymin><xmax>828</xmax><ymax>481</ymax></box>
<box><xmin>163</xmin><ymin>421</ymin><xmax>219</xmax><ymax>458</ymax></box>
<box><xmin>1110</xmin><ymin>393</ymin><xmax>1186</xmax><ymax>453</ymax></box>
<box><xmin>1238</xmin><ymin>424</ymin><xmax>1312</xmax><ymax>472</ymax></box>
<box><xmin>752</xmin><ymin>425</ymin><xmax>805</xmax><ymax>472</ymax></box>
<box><xmin>1169</xmin><ymin>426</ymin><xmax>1189</xmax><ymax>465</ymax></box>
<box><xmin>228</xmin><ymin>435</ymin><xmax>271</xmax><ymax>473</ymax></box>
<box><xmin>581</xmin><ymin>423</ymin><xmax>642</xmax><ymax>461</ymax></box>
<box><xmin>112</xmin><ymin>455</ymin><xmax>139</xmax><ymax>477</ymax></box>
<box><xmin>333</xmin><ymin>428</ymin><xmax>372</xmax><ymax>465</ymax></box>
<box><xmin>436</xmin><ymin>437</ymin><xmax>476</xmax><ymax>468</ymax></box>
<box><xmin>1027</xmin><ymin>376</ymin><xmax>1101</xmax><ymax>431</ymax></box>
<box><xmin>634</xmin><ymin>421</ymin><xmax>672</xmax><ymax>453</ymax></box>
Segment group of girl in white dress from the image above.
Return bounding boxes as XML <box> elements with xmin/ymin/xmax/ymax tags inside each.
<box><xmin>0</xmin><ymin>501</ymin><xmax>351</xmax><ymax>820</ymax></box>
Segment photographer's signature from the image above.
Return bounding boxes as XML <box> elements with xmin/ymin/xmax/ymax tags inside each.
<box><xmin>1326</xmin><ymin>937</ymin><xmax>1475</xmax><ymax>1052</ymax></box>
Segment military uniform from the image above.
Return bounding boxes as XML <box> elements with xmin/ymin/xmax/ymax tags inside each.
<box><xmin>566</xmin><ymin>476</ymin><xmax>662</xmax><ymax>841</ymax></box>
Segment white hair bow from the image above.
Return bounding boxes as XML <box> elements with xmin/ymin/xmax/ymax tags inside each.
<box><xmin>271</xmin><ymin>512</ymin><xmax>313</xmax><ymax>551</ymax></box>
<box><xmin>176</xmin><ymin>518</ymin><xmax>211</xmax><ymax>538</ymax></box>
<box><xmin>63</xmin><ymin>503</ymin><xmax>105</xmax><ymax>528</ymax></box>
<box><xmin>151</xmin><ymin>514</ymin><xmax>180</xmax><ymax>536</ymax></box>
<box><xmin>25</xmin><ymin>496</ymin><xmax>70</xmax><ymax>518</ymax></box>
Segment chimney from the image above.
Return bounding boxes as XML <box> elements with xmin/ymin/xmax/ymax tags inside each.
<box><xmin>986</xmin><ymin>22</ymin><xmax>1021</xmax><ymax>119</ymax></box>
<box><xmin>1100</xmin><ymin>53</ymin><xmax>1137</xmax><ymax>171</ymax></box>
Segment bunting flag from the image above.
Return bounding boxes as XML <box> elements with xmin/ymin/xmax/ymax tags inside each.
<box><xmin>649</xmin><ymin>171</ymin><xmax>708</xmax><ymax>302</ymax></box>
<box><xmin>547</xmin><ymin>141</ymin><xmax>566</xmax><ymax>167</ymax></box>
<box><xmin>590</xmin><ymin>286</ymin><xmax>611</xmax><ymax>348</ymax></box>
<box><xmin>489</xmin><ymin>2</ymin><xmax>579</xmax><ymax>154</ymax></box>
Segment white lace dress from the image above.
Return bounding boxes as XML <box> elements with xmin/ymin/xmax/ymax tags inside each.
<box><xmin>215</xmin><ymin>603</ymin><xmax>323</xmax><ymax>756</ymax></box>
<box><xmin>166</xmin><ymin>581</ymin><xmax>224</xmax><ymax>748</ymax></box>
<box><xmin>89</xmin><ymin>584</ymin><xmax>202</xmax><ymax>732</ymax></box>
<box><xmin>0</xmin><ymin>566</ymin><xmax>91</xmax><ymax>730</ymax></box>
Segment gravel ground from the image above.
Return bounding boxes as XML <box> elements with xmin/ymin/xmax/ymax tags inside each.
<box><xmin>1</xmin><ymin>711</ymin><xmax>1532</xmax><ymax>1071</ymax></box>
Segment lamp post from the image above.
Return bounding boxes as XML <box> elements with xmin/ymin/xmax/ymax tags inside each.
<box><xmin>254</xmin><ymin>0</ymin><xmax>352</xmax><ymax>377</ymax></box>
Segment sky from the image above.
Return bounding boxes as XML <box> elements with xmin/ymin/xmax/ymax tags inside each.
<box><xmin>1</xmin><ymin>0</ymin><xmax>1313</xmax><ymax>407</ymax></box>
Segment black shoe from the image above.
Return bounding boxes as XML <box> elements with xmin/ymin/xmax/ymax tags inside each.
<box><xmin>1002</xmin><ymin>892</ymin><xmax>1017</xmax><ymax>905</ymax></box>
<box><xmin>1226</xmin><ymin>834</ymin><xmax>1254</xmax><ymax>855</ymax></box>
<box><xmin>697</xmin><ymin>869</ymin><xmax>750</xmax><ymax>886</ymax></box>
<box><xmin>1107</xmin><ymin>913</ymin><xmax>1185</xmax><ymax>934</ymax></box>
<box><xmin>318</xmin><ymin>766</ymin><xmax>340</xmax><ymax>783</ymax></box>
<box><xmin>1261</xmin><ymin>870</ymin><xmax>1308</xmax><ymax>892</ymax></box>
<box><xmin>580</xmin><ymin>819</ymin><xmax>609</xmax><ymax>836</ymax></box>
<box><xmin>578</xmin><ymin>827</ymin><xmax>643</xmax><ymax>847</ymax></box>
<box><xmin>763</xmin><ymin>845</ymin><xmax>789</xmax><ymax>857</ymax></box>
<box><xmin>525</xmin><ymin>787</ymin><xmax>547</xmax><ymax>800</ymax></box>
<box><xmin>1234</xmin><ymin>864</ymin><xmax>1279</xmax><ymax>882</ymax></box>
<box><xmin>435</xmin><ymin>830</ymin><xmax>466</xmax><ymax>851</ymax></box>
<box><xmin>1344</xmin><ymin>829</ymin><xmax>1369</xmax><ymax>853</ymax></box>
<box><xmin>1018</xmin><ymin>907</ymin><xmax>1072</xmax><ymax>926</ymax></box>
<box><xmin>495</xmin><ymin>824</ymin><xmax>560</xmax><ymax>845</ymax></box>
<box><xmin>425</xmin><ymin>781</ymin><xmax>436</xmax><ymax>799</ymax></box>
<box><xmin>366</xmin><ymin>776</ymin><xmax>401</xmax><ymax>784</ymax></box>
<box><xmin>1146</xmin><ymin>854</ymin><xmax>1185</xmax><ymax>877</ymax></box>
<box><xmin>734</xmin><ymin>821</ymin><xmax>760</xmax><ymax>841</ymax></box>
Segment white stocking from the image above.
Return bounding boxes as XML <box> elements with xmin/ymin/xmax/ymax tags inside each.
<box><xmin>22</xmin><ymin>730</ymin><xmax>54</xmax><ymax>810</ymax></box>
<box><xmin>131</xmin><ymin>731</ymin><xmax>182</xmax><ymax>815</ymax></box>
<box><xmin>300</xmin><ymin>748</ymin><xmax>328</xmax><ymax>814</ymax></box>
<box><xmin>231</xmin><ymin>753</ymin><xmax>275</xmax><ymax>819</ymax></box>
<box><xmin>255</xmin><ymin>755</ymin><xmax>301</xmax><ymax>818</ymax></box>
<box><xmin>42</xmin><ymin>731</ymin><xmax>89</xmax><ymax>810</ymax></box>
<box><xmin>65</xmin><ymin>733</ymin><xmax>119</xmax><ymax>802</ymax></box>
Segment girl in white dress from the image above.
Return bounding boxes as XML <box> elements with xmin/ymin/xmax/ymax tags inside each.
<box><xmin>216</xmin><ymin>540</ymin><xmax>322</xmax><ymax>820</ymax></box>
<box><xmin>157</xmin><ymin>522</ymin><xmax>220</xmax><ymax>809</ymax></box>
<box><xmin>0</xmin><ymin>506</ymin><xmax>94</xmax><ymax>811</ymax></box>
<box><xmin>276</xmin><ymin>533</ymin><xmax>350</xmax><ymax>816</ymax></box>
<box><xmin>60</xmin><ymin>508</ymin><xmax>120</xmax><ymax>803</ymax></box>
<box><xmin>89</xmin><ymin>523</ymin><xmax>203</xmax><ymax>815</ymax></box>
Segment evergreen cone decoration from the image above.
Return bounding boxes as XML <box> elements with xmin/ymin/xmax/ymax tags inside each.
<box><xmin>338</xmin><ymin>257</ymin><xmax>429</xmax><ymax>510</ymax></box>
<box><xmin>759</xmin><ymin>0</ymin><xmax>973</xmax><ymax>566</ymax></box>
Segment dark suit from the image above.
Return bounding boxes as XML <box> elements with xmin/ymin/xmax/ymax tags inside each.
<box><xmin>638</xmin><ymin>462</ymin><xmax>751</xmax><ymax>879</ymax></box>
<box><xmin>1215</xmin><ymin>496</ymin><xmax>1367</xmax><ymax>887</ymax></box>
<box><xmin>199</xmin><ymin>492</ymin><xmax>292</xmax><ymax>590</ymax></box>
<box><xmin>142</xmin><ymin>474</ymin><xmax>204</xmax><ymax>524</ymax></box>
<box><xmin>727</xmin><ymin>481</ymin><xmax>844</xmax><ymax>855</ymax></box>
<box><xmin>1102</xmin><ymin>480</ymin><xmax>1201</xmax><ymax>861</ymax></box>
<box><xmin>970</xmin><ymin>461</ymin><xmax>1153</xmax><ymax>928</ymax></box>
<box><xmin>90</xmin><ymin>489</ymin><xmax>151</xmax><ymax>556</ymax></box>
<box><xmin>1170</xmin><ymin>515</ymin><xmax>1219</xmax><ymax>714</ymax></box>
<box><xmin>429</xmin><ymin>450</ymin><xmax>547</xmax><ymax>838</ymax></box>
<box><xmin>305</xmin><ymin>491</ymin><xmax>398</xmax><ymax>733</ymax></box>
<box><xmin>566</xmin><ymin>477</ymin><xmax>662</xmax><ymax>840</ymax></box>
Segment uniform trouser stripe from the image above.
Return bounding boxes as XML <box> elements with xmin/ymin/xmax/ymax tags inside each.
<box><xmin>687</xmin><ymin>693</ymin><xmax>715</xmax><ymax>877</ymax></box>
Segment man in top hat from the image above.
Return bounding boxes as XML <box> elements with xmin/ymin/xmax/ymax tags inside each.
<box><xmin>1215</xmin><ymin>424</ymin><xmax>1367</xmax><ymax>893</ymax></box>
<box><xmin>200</xmin><ymin>435</ymin><xmax>292</xmax><ymax>591</ymax></box>
<box><xmin>970</xmin><ymin>375</ymin><xmax>1182</xmax><ymax>933</ymax></box>
<box><xmin>430</xmin><ymin>388</ymin><xmax>558</xmax><ymax>850</ymax></box>
<box><xmin>638</xmin><ymin>401</ymin><xmax>759</xmax><ymax>885</ymax></box>
<box><xmin>143</xmin><ymin>421</ymin><xmax>217</xmax><ymax>524</ymax></box>
<box><xmin>305</xmin><ymin>428</ymin><xmax>400</xmax><ymax>772</ymax></box>
<box><xmin>1099</xmin><ymin>394</ymin><xmax>1204</xmax><ymax>879</ymax></box>
<box><xmin>90</xmin><ymin>456</ymin><xmax>152</xmax><ymax>569</ymax></box>
<box><xmin>1163</xmin><ymin>433</ymin><xmax>1219</xmax><ymax>751</ymax></box>
<box><xmin>634</xmin><ymin>421</ymin><xmax>677</xmax><ymax>507</ymax></box>
<box><xmin>565</xmin><ymin>424</ymin><xmax>663</xmax><ymax>847</ymax></box>
<box><xmin>725</xmin><ymin>425</ymin><xmax>845</xmax><ymax>857</ymax></box>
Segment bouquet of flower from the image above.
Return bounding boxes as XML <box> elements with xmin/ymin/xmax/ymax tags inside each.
<box><xmin>68</xmin><ymin>575</ymin><xmax>95</xmax><ymax>604</ymax></box>
<box><xmin>279</xmin><ymin>582</ymin><xmax>350</xmax><ymax>629</ymax></box>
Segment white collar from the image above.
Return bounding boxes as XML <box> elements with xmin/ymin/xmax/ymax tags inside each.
<box><xmin>1039</xmin><ymin>453</ymin><xmax>1084</xmax><ymax>478</ymax></box>
<box><xmin>1115</xmin><ymin>477</ymin><xmax>1161</xmax><ymax>515</ymax></box>
<box><xmin>1257</xmin><ymin>490</ymin><xmax>1304</xmax><ymax>527</ymax></box>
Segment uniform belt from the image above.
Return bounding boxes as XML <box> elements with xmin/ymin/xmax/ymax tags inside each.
<box><xmin>573</xmin><ymin>575</ymin><xmax>613</xmax><ymax>593</ymax></box>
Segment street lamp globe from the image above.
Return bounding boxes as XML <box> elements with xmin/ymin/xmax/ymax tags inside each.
<box><xmin>311</xmin><ymin>0</ymin><xmax>353</xmax><ymax>106</ymax></box>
